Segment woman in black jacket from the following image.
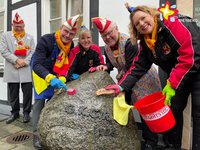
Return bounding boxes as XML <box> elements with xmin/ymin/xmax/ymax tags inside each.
<box><xmin>66</xmin><ymin>26</ymin><xmax>105</xmax><ymax>80</ymax></box>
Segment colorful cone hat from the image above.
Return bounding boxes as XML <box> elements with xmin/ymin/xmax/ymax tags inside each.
<box><xmin>13</xmin><ymin>12</ymin><xmax>24</xmax><ymax>25</ymax></box>
<box><xmin>63</xmin><ymin>14</ymin><xmax>80</xmax><ymax>31</ymax></box>
<box><xmin>92</xmin><ymin>17</ymin><xmax>112</xmax><ymax>34</ymax></box>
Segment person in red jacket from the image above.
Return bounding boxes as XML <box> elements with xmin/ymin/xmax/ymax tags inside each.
<box><xmin>105</xmin><ymin>5</ymin><xmax>200</xmax><ymax>150</ymax></box>
<box><xmin>66</xmin><ymin>25</ymin><xmax>105</xmax><ymax>79</ymax></box>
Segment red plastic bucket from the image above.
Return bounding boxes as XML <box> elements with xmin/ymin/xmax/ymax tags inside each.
<box><xmin>134</xmin><ymin>92</ymin><xmax>176</xmax><ymax>133</ymax></box>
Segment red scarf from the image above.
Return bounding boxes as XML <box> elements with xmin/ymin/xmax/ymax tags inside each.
<box><xmin>53</xmin><ymin>30</ymin><xmax>71</xmax><ymax>76</ymax></box>
<box><xmin>13</xmin><ymin>29</ymin><xmax>28</xmax><ymax>56</ymax></box>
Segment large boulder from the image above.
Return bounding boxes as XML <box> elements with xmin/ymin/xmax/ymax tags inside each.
<box><xmin>38</xmin><ymin>71</ymin><xmax>140</xmax><ymax>150</ymax></box>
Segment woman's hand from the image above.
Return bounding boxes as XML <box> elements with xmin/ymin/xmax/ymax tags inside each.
<box><xmin>96</xmin><ymin>65</ymin><xmax>108</xmax><ymax>71</ymax></box>
<box><xmin>88</xmin><ymin>67</ymin><xmax>97</xmax><ymax>73</ymax></box>
<box><xmin>105</xmin><ymin>84</ymin><xmax>123</xmax><ymax>95</ymax></box>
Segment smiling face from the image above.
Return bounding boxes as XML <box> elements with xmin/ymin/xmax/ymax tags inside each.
<box><xmin>101</xmin><ymin>24</ymin><xmax>119</xmax><ymax>47</ymax></box>
<box><xmin>13</xmin><ymin>24</ymin><xmax>25</xmax><ymax>33</ymax></box>
<box><xmin>132</xmin><ymin>10</ymin><xmax>155</xmax><ymax>35</ymax></box>
<box><xmin>79</xmin><ymin>30</ymin><xmax>92</xmax><ymax>50</ymax></box>
<box><xmin>60</xmin><ymin>25</ymin><xmax>76</xmax><ymax>44</ymax></box>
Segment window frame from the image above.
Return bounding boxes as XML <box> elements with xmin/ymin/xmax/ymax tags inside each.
<box><xmin>42</xmin><ymin>0</ymin><xmax>89</xmax><ymax>36</ymax></box>
<box><xmin>193</xmin><ymin>0</ymin><xmax>200</xmax><ymax>27</ymax></box>
<box><xmin>0</xmin><ymin>1</ymin><xmax>6</xmax><ymax>67</ymax></box>
<box><xmin>49</xmin><ymin>0</ymin><xmax>67</xmax><ymax>33</ymax></box>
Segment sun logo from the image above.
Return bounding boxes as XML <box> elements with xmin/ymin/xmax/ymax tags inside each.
<box><xmin>158</xmin><ymin>1</ymin><xmax>179</xmax><ymax>22</ymax></box>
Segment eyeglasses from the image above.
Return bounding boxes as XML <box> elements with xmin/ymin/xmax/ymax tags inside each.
<box><xmin>66</xmin><ymin>30</ymin><xmax>76</xmax><ymax>38</ymax></box>
<box><xmin>62</xmin><ymin>29</ymin><xmax>76</xmax><ymax>38</ymax></box>
<box><xmin>13</xmin><ymin>25</ymin><xmax>25</xmax><ymax>29</ymax></box>
<box><xmin>101</xmin><ymin>28</ymin><xmax>115</xmax><ymax>38</ymax></box>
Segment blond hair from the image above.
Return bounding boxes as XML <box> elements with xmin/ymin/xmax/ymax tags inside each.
<box><xmin>78</xmin><ymin>27</ymin><xmax>92</xmax><ymax>39</ymax></box>
<box><xmin>128</xmin><ymin>6</ymin><xmax>160</xmax><ymax>45</ymax></box>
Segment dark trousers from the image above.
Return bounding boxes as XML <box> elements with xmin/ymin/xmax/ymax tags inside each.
<box><xmin>141</xmin><ymin>118</ymin><xmax>158</xmax><ymax>146</ymax></box>
<box><xmin>125</xmin><ymin>90</ymin><xmax>132</xmax><ymax>105</ymax></box>
<box><xmin>163</xmin><ymin>72</ymin><xmax>200</xmax><ymax>150</ymax></box>
<box><xmin>127</xmin><ymin>90</ymin><xmax>159</xmax><ymax>146</ymax></box>
<box><xmin>32</xmin><ymin>100</ymin><xmax>45</xmax><ymax>133</ymax></box>
<box><xmin>7</xmin><ymin>82</ymin><xmax>32</xmax><ymax>115</ymax></box>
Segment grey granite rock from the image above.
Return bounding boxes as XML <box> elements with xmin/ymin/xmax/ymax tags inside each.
<box><xmin>38</xmin><ymin>71</ymin><xmax>140</xmax><ymax>150</ymax></box>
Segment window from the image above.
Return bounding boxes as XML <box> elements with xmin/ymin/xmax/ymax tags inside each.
<box><xmin>0</xmin><ymin>0</ymin><xmax>4</xmax><ymax>40</ymax></box>
<box><xmin>49</xmin><ymin>0</ymin><xmax>83</xmax><ymax>45</ymax></box>
<box><xmin>70</xmin><ymin>0</ymin><xmax>83</xmax><ymax>16</ymax></box>
<box><xmin>70</xmin><ymin>0</ymin><xmax>83</xmax><ymax>31</ymax></box>
<box><xmin>69</xmin><ymin>0</ymin><xmax>83</xmax><ymax>44</ymax></box>
<box><xmin>0</xmin><ymin>0</ymin><xmax>5</xmax><ymax>66</ymax></box>
<box><xmin>0</xmin><ymin>12</ymin><xmax>4</xmax><ymax>39</ymax></box>
<box><xmin>0</xmin><ymin>0</ymin><xmax>4</xmax><ymax>9</ymax></box>
<box><xmin>49</xmin><ymin>0</ymin><xmax>62</xmax><ymax>32</ymax></box>
<box><xmin>194</xmin><ymin>0</ymin><xmax>200</xmax><ymax>27</ymax></box>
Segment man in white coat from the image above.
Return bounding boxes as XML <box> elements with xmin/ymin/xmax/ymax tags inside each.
<box><xmin>0</xmin><ymin>13</ymin><xmax>35</xmax><ymax>124</ymax></box>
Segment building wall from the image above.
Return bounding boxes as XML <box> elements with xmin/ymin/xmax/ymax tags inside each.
<box><xmin>98</xmin><ymin>0</ymin><xmax>159</xmax><ymax>46</ymax></box>
<box><xmin>177</xmin><ymin>0</ymin><xmax>193</xmax><ymax>17</ymax></box>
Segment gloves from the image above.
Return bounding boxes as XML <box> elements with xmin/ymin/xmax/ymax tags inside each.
<box><xmin>71</xmin><ymin>73</ymin><xmax>79</xmax><ymax>80</ymax></box>
<box><xmin>58</xmin><ymin>76</ymin><xmax>66</xmax><ymax>83</ymax></box>
<box><xmin>162</xmin><ymin>80</ymin><xmax>175</xmax><ymax>105</ymax></box>
<box><xmin>45</xmin><ymin>74</ymin><xmax>67</xmax><ymax>90</ymax></box>
<box><xmin>45</xmin><ymin>74</ymin><xmax>56</xmax><ymax>83</ymax></box>
<box><xmin>105</xmin><ymin>84</ymin><xmax>123</xmax><ymax>94</ymax></box>
<box><xmin>88</xmin><ymin>67</ymin><xmax>97</xmax><ymax>73</ymax></box>
<box><xmin>50</xmin><ymin>77</ymin><xmax>67</xmax><ymax>90</ymax></box>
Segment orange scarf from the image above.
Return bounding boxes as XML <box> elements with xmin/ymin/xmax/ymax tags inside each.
<box><xmin>13</xmin><ymin>29</ymin><xmax>27</xmax><ymax>56</ymax></box>
<box><xmin>144</xmin><ymin>17</ymin><xmax>158</xmax><ymax>51</ymax></box>
<box><xmin>53</xmin><ymin>30</ymin><xmax>71</xmax><ymax>76</ymax></box>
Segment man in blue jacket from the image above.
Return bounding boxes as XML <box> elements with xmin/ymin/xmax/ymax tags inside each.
<box><xmin>31</xmin><ymin>15</ymin><xmax>80</xmax><ymax>149</ymax></box>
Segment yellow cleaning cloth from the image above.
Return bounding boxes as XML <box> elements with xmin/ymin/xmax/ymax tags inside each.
<box><xmin>113</xmin><ymin>95</ymin><xmax>133</xmax><ymax>126</ymax></box>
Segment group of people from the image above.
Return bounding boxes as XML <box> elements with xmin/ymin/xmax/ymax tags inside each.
<box><xmin>104</xmin><ymin>4</ymin><xmax>200</xmax><ymax>150</ymax></box>
<box><xmin>0</xmin><ymin>2</ymin><xmax>200</xmax><ymax>150</ymax></box>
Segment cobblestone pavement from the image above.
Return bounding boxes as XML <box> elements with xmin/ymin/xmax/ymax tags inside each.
<box><xmin>0</xmin><ymin>104</ymin><xmax>35</xmax><ymax>150</ymax></box>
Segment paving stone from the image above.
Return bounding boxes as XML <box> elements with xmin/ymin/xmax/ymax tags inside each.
<box><xmin>0</xmin><ymin>121</ymin><xmax>24</xmax><ymax>138</ymax></box>
<box><xmin>0</xmin><ymin>112</ymin><xmax>35</xmax><ymax>150</ymax></box>
<box><xmin>0</xmin><ymin>131</ymin><xmax>35</xmax><ymax>150</ymax></box>
<box><xmin>0</xmin><ymin>114</ymin><xmax>8</xmax><ymax>121</ymax></box>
